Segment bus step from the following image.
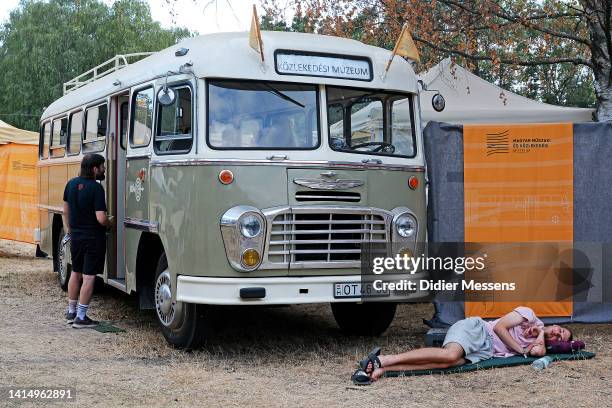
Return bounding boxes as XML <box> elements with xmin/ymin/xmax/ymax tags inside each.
<box><xmin>107</xmin><ymin>278</ymin><xmax>127</xmax><ymax>292</ymax></box>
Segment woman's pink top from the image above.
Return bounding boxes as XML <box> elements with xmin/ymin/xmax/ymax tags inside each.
<box><xmin>485</xmin><ymin>306</ymin><xmax>544</xmax><ymax>357</ymax></box>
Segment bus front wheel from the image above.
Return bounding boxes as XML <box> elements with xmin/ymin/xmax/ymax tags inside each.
<box><xmin>331</xmin><ymin>302</ymin><xmax>397</xmax><ymax>336</ymax></box>
<box><xmin>57</xmin><ymin>227</ymin><xmax>71</xmax><ymax>291</ymax></box>
<box><xmin>154</xmin><ymin>253</ymin><xmax>207</xmax><ymax>349</ymax></box>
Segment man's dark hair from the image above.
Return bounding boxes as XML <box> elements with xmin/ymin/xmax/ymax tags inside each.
<box><xmin>544</xmin><ymin>326</ymin><xmax>573</xmax><ymax>345</ymax></box>
<box><xmin>80</xmin><ymin>154</ymin><xmax>105</xmax><ymax>179</ymax></box>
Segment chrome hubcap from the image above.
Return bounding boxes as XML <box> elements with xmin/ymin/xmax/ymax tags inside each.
<box><xmin>59</xmin><ymin>237</ymin><xmax>69</xmax><ymax>283</ymax></box>
<box><xmin>155</xmin><ymin>270</ymin><xmax>183</xmax><ymax>328</ymax></box>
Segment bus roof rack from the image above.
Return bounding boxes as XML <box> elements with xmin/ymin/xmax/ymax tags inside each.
<box><xmin>63</xmin><ymin>52</ymin><xmax>155</xmax><ymax>95</ymax></box>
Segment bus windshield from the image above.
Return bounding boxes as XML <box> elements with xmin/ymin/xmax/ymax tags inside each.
<box><xmin>327</xmin><ymin>86</ymin><xmax>416</xmax><ymax>158</ymax></box>
<box><xmin>207</xmin><ymin>80</ymin><xmax>319</xmax><ymax>150</ymax></box>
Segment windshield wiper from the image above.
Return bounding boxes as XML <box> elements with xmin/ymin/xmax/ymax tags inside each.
<box><xmin>264</xmin><ymin>84</ymin><xmax>305</xmax><ymax>108</ymax></box>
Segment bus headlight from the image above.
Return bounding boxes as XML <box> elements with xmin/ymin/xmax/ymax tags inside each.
<box><xmin>221</xmin><ymin>206</ymin><xmax>266</xmax><ymax>271</ymax></box>
<box><xmin>395</xmin><ymin>213</ymin><xmax>416</xmax><ymax>238</ymax></box>
<box><xmin>391</xmin><ymin>208</ymin><xmax>418</xmax><ymax>243</ymax></box>
<box><xmin>239</xmin><ymin>214</ymin><xmax>262</xmax><ymax>238</ymax></box>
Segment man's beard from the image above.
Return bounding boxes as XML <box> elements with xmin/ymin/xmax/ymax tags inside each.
<box><xmin>96</xmin><ymin>173</ymin><xmax>105</xmax><ymax>181</ymax></box>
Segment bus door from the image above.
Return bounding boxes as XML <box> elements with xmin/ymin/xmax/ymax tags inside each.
<box><xmin>106</xmin><ymin>93</ymin><xmax>129</xmax><ymax>290</ymax></box>
<box><xmin>123</xmin><ymin>85</ymin><xmax>155</xmax><ymax>293</ymax></box>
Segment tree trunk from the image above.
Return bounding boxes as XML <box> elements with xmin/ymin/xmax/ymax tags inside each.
<box><xmin>585</xmin><ymin>0</ymin><xmax>612</xmax><ymax>121</ymax></box>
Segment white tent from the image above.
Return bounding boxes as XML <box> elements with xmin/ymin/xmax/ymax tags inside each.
<box><xmin>420</xmin><ymin>58</ymin><xmax>594</xmax><ymax>124</ymax></box>
<box><xmin>0</xmin><ymin>119</ymin><xmax>38</xmax><ymax>145</ymax></box>
<box><xmin>332</xmin><ymin>59</ymin><xmax>595</xmax><ymax>137</ymax></box>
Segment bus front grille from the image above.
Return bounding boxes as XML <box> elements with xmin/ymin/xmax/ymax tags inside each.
<box><xmin>263</xmin><ymin>206</ymin><xmax>391</xmax><ymax>269</ymax></box>
<box><xmin>295</xmin><ymin>190</ymin><xmax>361</xmax><ymax>202</ymax></box>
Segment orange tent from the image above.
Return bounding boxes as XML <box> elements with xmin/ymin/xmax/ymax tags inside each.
<box><xmin>463</xmin><ymin>123</ymin><xmax>574</xmax><ymax>319</ymax></box>
<box><xmin>0</xmin><ymin>120</ymin><xmax>38</xmax><ymax>243</ymax></box>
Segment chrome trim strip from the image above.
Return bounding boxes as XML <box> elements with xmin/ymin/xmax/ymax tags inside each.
<box><xmin>36</xmin><ymin>158</ymin><xmax>82</xmax><ymax>168</ymax></box>
<box><xmin>37</xmin><ymin>204</ymin><xmax>64</xmax><ymax>214</ymax></box>
<box><xmin>270</xmin><ymin>228</ymin><xmax>385</xmax><ymax>235</ymax></box>
<box><xmin>151</xmin><ymin>158</ymin><xmax>425</xmax><ymax>172</ymax></box>
<box><xmin>124</xmin><ymin>217</ymin><xmax>159</xmax><ymax>233</ymax></box>
<box><xmin>295</xmin><ymin>194</ymin><xmax>361</xmax><ymax>202</ymax></box>
<box><xmin>294</xmin><ymin>178</ymin><xmax>364</xmax><ymax>190</ymax></box>
<box><xmin>127</xmin><ymin>153</ymin><xmax>152</xmax><ymax>160</ymax></box>
<box><xmin>272</xmin><ymin>219</ymin><xmax>384</xmax><ymax>225</ymax></box>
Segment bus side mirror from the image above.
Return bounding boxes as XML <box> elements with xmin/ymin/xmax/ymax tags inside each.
<box><xmin>432</xmin><ymin>93</ymin><xmax>445</xmax><ymax>112</ymax></box>
<box><xmin>158</xmin><ymin>87</ymin><xmax>176</xmax><ymax>106</ymax></box>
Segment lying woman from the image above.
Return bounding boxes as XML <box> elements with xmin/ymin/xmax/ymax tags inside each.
<box><xmin>354</xmin><ymin>306</ymin><xmax>572</xmax><ymax>384</ymax></box>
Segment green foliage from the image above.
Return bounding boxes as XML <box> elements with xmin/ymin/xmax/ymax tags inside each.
<box><xmin>0</xmin><ymin>0</ymin><xmax>191</xmax><ymax>131</ymax></box>
<box><xmin>260</xmin><ymin>13</ymin><xmax>310</xmax><ymax>33</ymax></box>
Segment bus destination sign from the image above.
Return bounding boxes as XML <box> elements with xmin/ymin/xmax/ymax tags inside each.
<box><xmin>275</xmin><ymin>51</ymin><xmax>373</xmax><ymax>81</ymax></box>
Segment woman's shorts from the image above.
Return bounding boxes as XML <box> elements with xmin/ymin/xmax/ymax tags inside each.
<box><xmin>442</xmin><ymin>317</ymin><xmax>493</xmax><ymax>363</ymax></box>
<box><xmin>71</xmin><ymin>237</ymin><xmax>106</xmax><ymax>276</ymax></box>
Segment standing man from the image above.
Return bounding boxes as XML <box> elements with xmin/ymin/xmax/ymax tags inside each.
<box><xmin>62</xmin><ymin>153</ymin><xmax>113</xmax><ymax>328</ymax></box>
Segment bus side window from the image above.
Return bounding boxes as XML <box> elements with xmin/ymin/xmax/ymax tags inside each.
<box><xmin>68</xmin><ymin>110</ymin><xmax>83</xmax><ymax>155</ymax></box>
<box><xmin>154</xmin><ymin>85</ymin><xmax>193</xmax><ymax>154</ymax></box>
<box><xmin>83</xmin><ymin>103</ymin><xmax>107</xmax><ymax>153</ymax></box>
<box><xmin>50</xmin><ymin>117</ymin><xmax>67</xmax><ymax>158</ymax></box>
<box><xmin>40</xmin><ymin>122</ymin><xmax>50</xmax><ymax>159</ymax></box>
<box><xmin>120</xmin><ymin>102</ymin><xmax>128</xmax><ymax>150</ymax></box>
<box><xmin>390</xmin><ymin>97</ymin><xmax>416</xmax><ymax>157</ymax></box>
<box><xmin>130</xmin><ymin>88</ymin><xmax>154</xmax><ymax>148</ymax></box>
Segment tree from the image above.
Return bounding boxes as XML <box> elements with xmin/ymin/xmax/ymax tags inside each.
<box><xmin>261</xmin><ymin>0</ymin><xmax>607</xmax><ymax>120</ymax></box>
<box><xmin>0</xmin><ymin>0</ymin><xmax>191</xmax><ymax>131</ymax></box>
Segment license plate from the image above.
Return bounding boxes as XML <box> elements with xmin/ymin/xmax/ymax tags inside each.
<box><xmin>333</xmin><ymin>282</ymin><xmax>390</xmax><ymax>298</ymax></box>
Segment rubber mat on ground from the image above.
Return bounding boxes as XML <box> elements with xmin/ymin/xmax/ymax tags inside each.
<box><xmin>92</xmin><ymin>322</ymin><xmax>126</xmax><ymax>333</ymax></box>
<box><xmin>384</xmin><ymin>351</ymin><xmax>595</xmax><ymax>377</ymax></box>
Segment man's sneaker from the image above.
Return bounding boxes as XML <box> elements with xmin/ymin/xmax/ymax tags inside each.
<box><xmin>72</xmin><ymin>316</ymin><xmax>99</xmax><ymax>329</ymax></box>
<box><xmin>65</xmin><ymin>311</ymin><xmax>77</xmax><ymax>324</ymax></box>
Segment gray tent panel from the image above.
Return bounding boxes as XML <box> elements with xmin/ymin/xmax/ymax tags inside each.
<box><xmin>424</xmin><ymin>122</ymin><xmax>465</xmax><ymax>327</ymax></box>
<box><xmin>570</xmin><ymin>122</ymin><xmax>612</xmax><ymax>323</ymax></box>
<box><xmin>424</xmin><ymin>121</ymin><xmax>464</xmax><ymax>243</ymax></box>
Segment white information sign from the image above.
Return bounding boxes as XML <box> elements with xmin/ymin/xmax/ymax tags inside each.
<box><xmin>275</xmin><ymin>52</ymin><xmax>372</xmax><ymax>81</ymax></box>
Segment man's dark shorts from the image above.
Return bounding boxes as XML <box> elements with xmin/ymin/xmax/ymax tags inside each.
<box><xmin>71</xmin><ymin>237</ymin><xmax>106</xmax><ymax>276</ymax></box>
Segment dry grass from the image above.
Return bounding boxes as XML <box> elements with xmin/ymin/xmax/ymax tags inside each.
<box><xmin>1</xmin><ymin>239</ymin><xmax>611</xmax><ymax>407</ymax></box>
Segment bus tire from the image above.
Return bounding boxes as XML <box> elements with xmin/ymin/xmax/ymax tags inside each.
<box><xmin>154</xmin><ymin>253</ymin><xmax>207</xmax><ymax>349</ymax></box>
<box><xmin>57</xmin><ymin>227</ymin><xmax>71</xmax><ymax>291</ymax></box>
<box><xmin>331</xmin><ymin>302</ymin><xmax>396</xmax><ymax>336</ymax></box>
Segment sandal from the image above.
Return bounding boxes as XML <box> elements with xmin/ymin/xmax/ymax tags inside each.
<box><xmin>351</xmin><ymin>368</ymin><xmax>372</xmax><ymax>386</ymax></box>
<box><xmin>358</xmin><ymin>346</ymin><xmax>382</xmax><ymax>375</ymax></box>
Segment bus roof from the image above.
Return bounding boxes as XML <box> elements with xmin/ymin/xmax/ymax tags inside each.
<box><xmin>42</xmin><ymin>31</ymin><xmax>418</xmax><ymax>121</ymax></box>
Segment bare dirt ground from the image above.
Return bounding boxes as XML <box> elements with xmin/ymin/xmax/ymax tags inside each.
<box><xmin>1</xmin><ymin>239</ymin><xmax>611</xmax><ymax>408</ymax></box>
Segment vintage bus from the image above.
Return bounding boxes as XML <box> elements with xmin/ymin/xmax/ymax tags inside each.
<box><xmin>37</xmin><ymin>31</ymin><xmax>430</xmax><ymax>348</ymax></box>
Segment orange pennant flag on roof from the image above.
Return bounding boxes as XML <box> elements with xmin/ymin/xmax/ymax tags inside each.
<box><xmin>384</xmin><ymin>23</ymin><xmax>420</xmax><ymax>75</ymax></box>
<box><xmin>249</xmin><ymin>4</ymin><xmax>264</xmax><ymax>62</ymax></box>
<box><xmin>394</xmin><ymin>24</ymin><xmax>420</xmax><ymax>62</ymax></box>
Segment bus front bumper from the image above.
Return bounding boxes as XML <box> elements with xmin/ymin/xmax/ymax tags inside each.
<box><xmin>176</xmin><ymin>273</ymin><xmax>429</xmax><ymax>305</ymax></box>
